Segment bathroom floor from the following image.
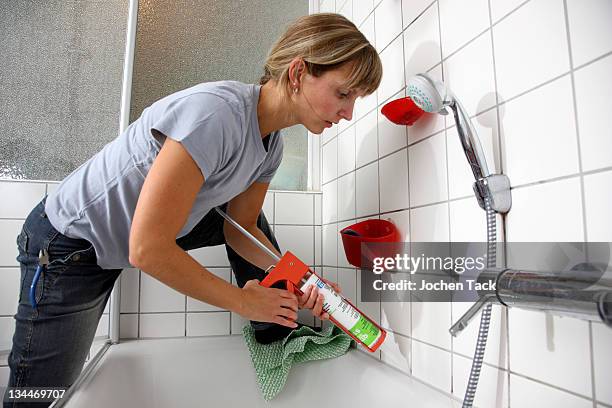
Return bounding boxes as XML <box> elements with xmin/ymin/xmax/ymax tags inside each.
<box><xmin>61</xmin><ymin>335</ymin><xmax>459</xmax><ymax>407</ymax></box>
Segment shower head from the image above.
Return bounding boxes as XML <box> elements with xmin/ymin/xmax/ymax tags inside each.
<box><xmin>407</xmin><ymin>73</ymin><xmax>449</xmax><ymax>113</ymax></box>
<box><xmin>407</xmin><ymin>73</ymin><xmax>490</xmax><ymax>180</ymax></box>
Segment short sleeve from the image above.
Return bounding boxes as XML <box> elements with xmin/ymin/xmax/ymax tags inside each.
<box><xmin>151</xmin><ymin>94</ymin><xmax>238</xmax><ymax>180</ymax></box>
<box><xmin>257</xmin><ymin>132</ymin><xmax>284</xmax><ymax>183</ymax></box>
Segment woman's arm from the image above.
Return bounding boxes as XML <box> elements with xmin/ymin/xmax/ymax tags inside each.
<box><xmin>129</xmin><ymin>138</ymin><xmax>299</xmax><ymax>328</ymax></box>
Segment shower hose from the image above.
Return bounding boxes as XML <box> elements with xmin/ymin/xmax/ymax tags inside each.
<box><xmin>462</xmin><ymin>195</ymin><xmax>497</xmax><ymax>408</ymax></box>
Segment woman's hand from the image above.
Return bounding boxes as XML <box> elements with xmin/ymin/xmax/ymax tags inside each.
<box><xmin>240</xmin><ymin>279</ymin><xmax>299</xmax><ymax>328</ymax></box>
<box><xmin>298</xmin><ymin>277</ymin><xmax>342</xmax><ymax>321</ymax></box>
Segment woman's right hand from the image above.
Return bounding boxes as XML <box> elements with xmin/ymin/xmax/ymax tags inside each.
<box><xmin>240</xmin><ymin>279</ymin><xmax>299</xmax><ymax>328</ymax></box>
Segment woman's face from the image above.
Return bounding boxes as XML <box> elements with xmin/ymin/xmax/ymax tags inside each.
<box><xmin>294</xmin><ymin>61</ymin><xmax>366</xmax><ymax>135</ymax></box>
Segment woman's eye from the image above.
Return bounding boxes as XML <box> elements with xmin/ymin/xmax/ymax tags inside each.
<box><xmin>339</xmin><ymin>92</ymin><xmax>349</xmax><ymax>98</ymax></box>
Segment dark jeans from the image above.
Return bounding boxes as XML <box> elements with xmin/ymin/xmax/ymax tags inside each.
<box><xmin>3</xmin><ymin>196</ymin><xmax>283</xmax><ymax>407</ymax></box>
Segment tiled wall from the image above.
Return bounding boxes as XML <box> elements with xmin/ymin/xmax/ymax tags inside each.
<box><xmin>118</xmin><ymin>190</ymin><xmax>323</xmax><ymax>339</ymax></box>
<box><xmin>318</xmin><ymin>0</ymin><xmax>612</xmax><ymax>406</ymax></box>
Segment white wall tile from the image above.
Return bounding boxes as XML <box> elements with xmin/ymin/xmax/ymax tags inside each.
<box><xmin>338</xmin><ymin>0</ymin><xmax>353</xmax><ymax>22</ymax></box>
<box><xmin>409</xmin><ymin>132</ymin><xmax>448</xmax><ymax>207</ymax></box>
<box><xmin>186</xmin><ymin>312</ymin><xmax>230</xmax><ymax>336</ymax></box>
<box><xmin>338</xmin><ymin>125</ymin><xmax>356</xmax><ymax>176</ymax></box>
<box><xmin>336</xmin><ymin>268</ymin><xmax>357</xmax><ymax>303</ymax></box>
<box><xmin>0</xmin><ymin>181</ymin><xmax>46</xmax><ymax>218</ymax></box>
<box><xmin>119</xmin><ymin>268</ymin><xmax>139</xmax><ymax>313</ymax></box>
<box><xmin>0</xmin><ymin>220</ymin><xmax>22</xmax><ymax>267</ymax></box>
<box><xmin>314</xmin><ymin>225</ymin><xmax>321</xmax><ymax>265</ymax></box>
<box><xmin>447</xmin><ymin>109</ymin><xmax>499</xmax><ymax>200</ymax></box>
<box><xmin>412</xmin><ymin>301</ymin><xmax>451</xmax><ymax>349</ymax></box>
<box><xmin>322</xmin><ymin>223</ymin><xmax>338</xmax><ymax>267</ymax></box>
<box><xmin>274</xmin><ymin>225</ymin><xmax>314</xmax><ymax>265</ymax></box>
<box><xmin>354</xmin><ymin>0</ymin><xmax>374</xmax><ymax>27</ymax></box>
<box><xmin>322</xmin><ymin>179</ymin><xmax>338</xmax><ymax>224</ymax></box>
<box><xmin>509</xmin><ymin>373</ymin><xmax>593</xmax><ymax>408</ymax></box>
<box><xmin>380</xmin><ymin>149</ymin><xmax>409</xmax><ymax>212</ymax></box>
<box><xmin>322</xmin><ymin>136</ymin><xmax>338</xmax><ymax>184</ymax></box>
<box><xmin>378</xmin><ymin>35</ymin><xmax>406</xmax><ymax>104</ymax></box>
<box><xmin>355</xmin><ymin>110</ymin><xmax>378</xmax><ymax>167</ymax></box>
<box><xmin>119</xmin><ymin>314</ymin><xmax>138</xmax><ymax>339</ymax></box>
<box><xmin>187</xmin><ymin>268</ymin><xmax>231</xmax><ymax>312</ymax></box>
<box><xmin>574</xmin><ymin>54</ymin><xmax>612</xmax><ymax>172</ymax></box>
<box><xmin>402</xmin><ymin>0</ymin><xmax>435</xmax><ymax>28</ymax></box>
<box><xmin>410</xmin><ymin>202</ymin><xmax>449</xmax><ymax>241</ymax></box>
<box><xmin>337</xmin><ymin>172</ymin><xmax>356</xmax><ymax>221</ymax></box>
<box><xmin>188</xmin><ymin>245</ymin><xmax>230</xmax><ymax>267</ymax></box>
<box><xmin>439</xmin><ymin>0</ymin><xmax>490</xmax><ymax>58</ymax></box>
<box><xmin>449</xmin><ymin>196</ymin><xmax>488</xmax><ymax>242</ymax></box>
<box><xmin>378</xmin><ymin>90</ymin><xmax>408</xmax><ymax>158</ymax></box>
<box><xmin>320</xmin><ymin>122</ymin><xmax>337</xmax><ymax>146</ymax></box>
<box><xmin>403</xmin><ymin>2</ymin><xmax>441</xmax><ymax>79</ymax></box>
<box><xmin>506</xmin><ymin>178</ymin><xmax>584</xmax><ymax>242</ymax></box>
<box><xmin>356</xmin><ymin>161</ymin><xmax>379</xmax><ymax>217</ymax></box>
<box><xmin>385</xmin><ymin>208</ymin><xmax>410</xmax><ymax>242</ymax></box>
<box><xmin>275</xmin><ymin>193</ymin><xmax>314</xmax><ymax>225</ymax></box>
<box><xmin>584</xmin><ymin>170</ymin><xmax>612</xmax><ymax>241</ymax></box>
<box><xmin>493</xmin><ymin>0</ymin><xmax>570</xmax><ymax>100</ymax></box>
<box><xmin>0</xmin><ymin>317</ymin><xmax>15</xmax><ymax>350</ymax></box>
<box><xmin>381</xmin><ymin>291</ymin><xmax>411</xmax><ymax>338</ymax></box>
<box><xmin>508</xmin><ymin>308</ymin><xmax>592</xmax><ymax>397</ymax></box>
<box><xmin>355</xmin><ymin>87</ymin><xmax>378</xmax><ymax>121</ymax></box>
<box><xmin>320</xmin><ymin>0</ymin><xmax>335</xmax><ymax>13</ymax></box>
<box><xmin>314</xmin><ymin>194</ymin><xmax>322</xmax><ymax>225</ymax></box>
<box><xmin>356</xmin><ymin>266</ymin><xmax>381</xmax><ymax>325</ymax></box>
<box><xmin>380</xmin><ymin>331</ymin><xmax>410</xmax><ymax>374</ymax></box>
<box><xmin>500</xmin><ymin>75</ymin><xmax>579</xmax><ymax>186</ymax></box>
<box><xmin>592</xmin><ymin>322</ymin><xmax>612</xmax><ymax>405</ymax></box>
<box><xmin>489</xmin><ymin>0</ymin><xmax>528</xmax><ymax>23</ymax></box>
<box><xmin>0</xmin><ymin>268</ymin><xmax>20</xmax><ymax>316</ymax></box>
<box><xmin>412</xmin><ymin>340</ymin><xmax>451</xmax><ymax>392</ymax></box>
<box><xmin>452</xmin><ymin>304</ymin><xmax>508</xmax><ymax>368</ymax></box>
<box><xmin>374</xmin><ymin>0</ymin><xmax>403</xmax><ymax>51</ymax></box>
<box><xmin>407</xmin><ymin>65</ymin><xmax>446</xmax><ymax>144</ymax></box>
<box><xmin>139</xmin><ymin>272</ymin><xmax>185</xmax><ymax>313</ymax></box>
<box><xmin>567</xmin><ymin>0</ymin><xmax>612</xmax><ymax>67</ymax></box>
<box><xmin>453</xmin><ymin>354</ymin><xmax>509</xmax><ymax>408</ymax></box>
<box><xmin>139</xmin><ymin>313</ymin><xmax>185</xmax><ymax>338</ymax></box>
<box><xmin>443</xmin><ymin>33</ymin><xmax>496</xmax><ymax>116</ymax></box>
<box><xmin>262</xmin><ymin>192</ymin><xmax>274</xmax><ymax>223</ymax></box>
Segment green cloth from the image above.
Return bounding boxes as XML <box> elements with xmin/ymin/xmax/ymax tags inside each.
<box><xmin>243</xmin><ymin>324</ymin><xmax>355</xmax><ymax>400</ymax></box>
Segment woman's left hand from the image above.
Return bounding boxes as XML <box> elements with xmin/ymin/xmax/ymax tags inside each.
<box><xmin>298</xmin><ymin>277</ymin><xmax>342</xmax><ymax>320</ymax></box>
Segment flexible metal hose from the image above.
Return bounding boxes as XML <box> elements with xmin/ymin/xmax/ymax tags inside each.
<box><xmin>461</xmin><ymin>196</ymin><xmax>496</xmax><ymax>407</ymax></box>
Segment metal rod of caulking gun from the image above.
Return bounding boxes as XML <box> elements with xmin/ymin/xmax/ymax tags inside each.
<box><xmin>214</xmin><ymin>207</ymin><xmax>281</xmax><ymax>264</ymax></box>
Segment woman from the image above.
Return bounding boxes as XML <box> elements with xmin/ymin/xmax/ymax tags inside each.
<box><xmin>5</xmin><ymin>12</ymin><xmax>382</xmax><ymax>402</ymax></box>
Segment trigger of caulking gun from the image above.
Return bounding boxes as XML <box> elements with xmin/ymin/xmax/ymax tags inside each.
<box><xmin>214</xmin><ymin>207</ymin><xmax>313</xmax><ymax>296</ymax></box>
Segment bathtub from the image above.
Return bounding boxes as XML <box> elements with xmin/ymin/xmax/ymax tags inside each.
<box><xmin>52</xmin><ymin>335</ymin><xmax>459</xmax><ymax>407</ymax></box>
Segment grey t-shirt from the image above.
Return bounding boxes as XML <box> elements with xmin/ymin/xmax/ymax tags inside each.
<box><xmin>45</xmin><ymin>80</ymin><xmax>283</xmax><ymax>269</ymax></box>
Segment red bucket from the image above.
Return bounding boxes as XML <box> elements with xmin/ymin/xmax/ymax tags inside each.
<box><xmin>340</xmin><ymin>219</ymin><xmax>400</xmax><ymax>268</ymax></box>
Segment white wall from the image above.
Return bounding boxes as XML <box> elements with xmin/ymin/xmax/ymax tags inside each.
<box><xmin>318</xmin><ymin>0</ymin><xmax>612</xmax><ymax>406</ymax></box>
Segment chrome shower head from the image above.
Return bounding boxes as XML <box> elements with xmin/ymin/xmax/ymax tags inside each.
<box><xmin>407</xmin><ymin>73</ymin><xmax>449</xmax><ymax>113</ymax></box>
<box><xmin>407</xmin><ymin>73</ymin><xmax>490</xmax><ymax>180</ymax></box>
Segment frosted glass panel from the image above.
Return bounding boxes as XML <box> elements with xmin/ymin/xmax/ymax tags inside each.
<box><xmin>0</xmin><ymin>1</ymin><xmax>128</xmax><ymax>181</ymax></box>
<box><xmin>131</xmin><ymin>0</ymin><xmax>309</xmax><ymax>191</ymax></box>
<box><xmin>1</xmin><ymin>0</ymin><xmax>309</xmax><ymax>191</ymax></box>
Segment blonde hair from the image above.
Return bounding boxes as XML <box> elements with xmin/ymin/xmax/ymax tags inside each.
<box><xmin>260</xmin><ymin>13</ymin><xmax>382</xmax><ymax>97</ymax></box>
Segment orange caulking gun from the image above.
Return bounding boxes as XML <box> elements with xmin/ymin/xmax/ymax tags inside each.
<box><xmin>215</xmin><ymin>207</ymin><xmax>386</xmax><ymax>352</ymax></box>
